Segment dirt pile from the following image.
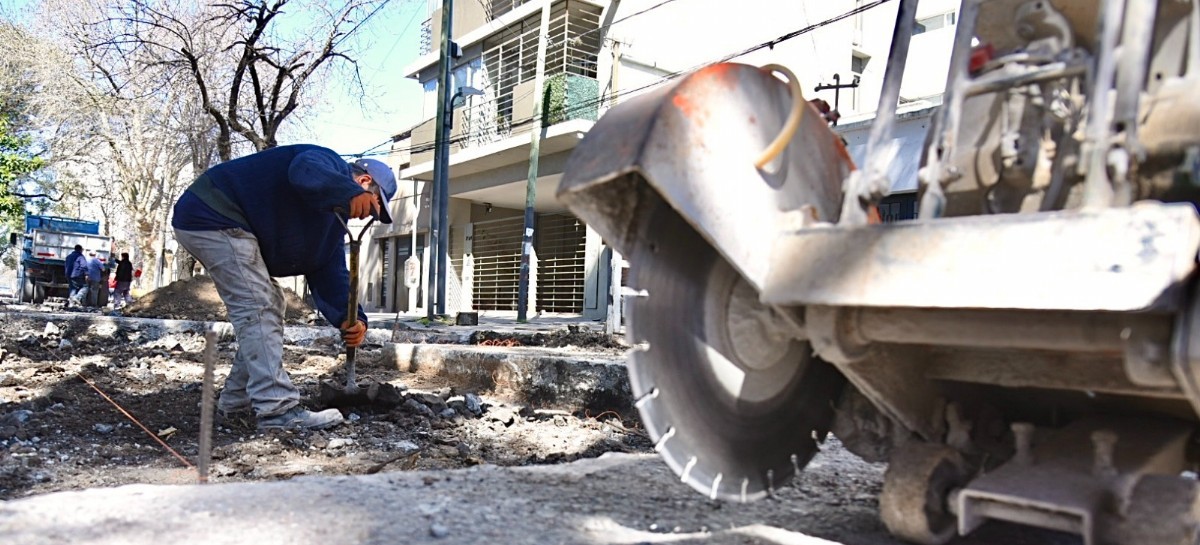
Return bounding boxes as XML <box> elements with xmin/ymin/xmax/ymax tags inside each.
<box><xmin>121</xmin><ymin>275</ymin><xmax>316</xmax><ymax>324</ymax></box>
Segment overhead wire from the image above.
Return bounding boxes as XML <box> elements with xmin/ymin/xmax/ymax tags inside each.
<box><xmin>347</xmin><ymin>0</ymin><xmax>686</xmax><ymax>158</ymax></box>
<box><xmin>354</xmin><ymin>0</ymin><xmax>895</xmax><ymax>159</ymax></box>
<box><xmin>545</xmin><ymin>0</ymin><xmax>684</xmax><ymax>48</ymax></box>
<box><xmin>343</xmin><ymin>0</ymin><xmax>436</xmax><ymax>158</ymax></box>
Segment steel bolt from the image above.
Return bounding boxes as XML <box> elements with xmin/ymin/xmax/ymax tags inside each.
<box><xmin>1012</xmin><ymin>422</ymin><xmax>1035</xmax><ymax>465</ymax></box>
<box><xmin>1092</xmin><ymin>429</ymin><xmax>1119</xmax><ymax>478</ymax></box>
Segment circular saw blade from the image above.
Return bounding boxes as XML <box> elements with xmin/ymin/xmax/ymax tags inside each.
<box><xmin>627</xmin><ymin>200</ymin><xmax>844</xmax><ymax>502</ymax></box>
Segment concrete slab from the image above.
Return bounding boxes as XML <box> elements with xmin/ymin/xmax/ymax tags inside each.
<box><xmin>382</xmin><ymin>343</ymin><xmax>631</xmax><ymax>415</ymax></box>
<box><xmin>0</xmin><ymin>453</ymin><xmax>862</xmax><ymax>545</ymax></box>
<box><xmin>369</xmin><ymin>310</ymin><xmax>611</xmax><ymax>345</ymax></box>
<box><xmin>2</xmin><ymin>308</ymin><xmax>613</xmax><ymax>346</ymax></box>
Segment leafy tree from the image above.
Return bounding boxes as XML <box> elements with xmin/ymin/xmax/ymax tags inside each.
<box><xmin>0</xmin><ymin>116</ymin><xmax>41</xmax><ymax>225</ymax></box>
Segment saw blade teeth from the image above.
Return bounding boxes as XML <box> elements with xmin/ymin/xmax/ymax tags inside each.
<box><xmin>709</xmin><ymin>473</ymin><xmax>723</xmax><ymax>500</ymax></box>
<box><xmin>654</xmin><ymin>426</ymin><xmax>677</xmax><ymax>452</ymax></box>
<box><xmin>741</xmin><ymin>478</ymin><xmax>750</xmax><ymax>503</ymax></box>
<box><xmin>680</xmin><ymin>456</ymin><xmax>698</xmax><ymax>483</ymax></box>
<box><xmin>634</xmin><ymin>388</ymin><xmax>660</xmax><ymax>410</ymax></box>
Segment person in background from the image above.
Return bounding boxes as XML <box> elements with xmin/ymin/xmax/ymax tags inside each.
<box><xmin>85</xmin><ymin>250</ymin><xmax>105</xmax><ymax>308</ymax></box>
<box><xmin>113</xmin><ymin>252</ymin><xmax>134</xmax><ymax>309</ymax></box>
<box><xmin>65</xmin><ymin>244</ymin><xmax>88</xmax><ymax>308</ymax></box>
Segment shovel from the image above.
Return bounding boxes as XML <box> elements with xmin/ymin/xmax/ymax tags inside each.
<box><xmin>319</xmin><ymin>213</ymin><xmax>376</xmax><ymax>407</ymax></box>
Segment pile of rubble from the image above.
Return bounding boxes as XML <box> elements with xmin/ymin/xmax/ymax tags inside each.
<box><xmin>0</xmin><ymin>315</ymin><xmax>649</xmax><ymax>498</ymax></box>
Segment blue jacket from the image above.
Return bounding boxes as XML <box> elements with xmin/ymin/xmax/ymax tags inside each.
<box><xmin>171</xmin><ymin>144</ymin><xmax>369</xmax><ymax>327</ymax></box>
<box><xmin>66</xmin><ymin>250</ymin><xmax>87</xmax><ymax>279</ymax></box>
<box><xmin>86</xmin><ymin>256</ymin><xmax>105</xmax><ymax>282</ymax></box>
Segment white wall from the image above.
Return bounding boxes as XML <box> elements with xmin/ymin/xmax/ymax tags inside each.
<box><xmin>604</xmin><ymin>0</ymin><xmax>957</xmax><ymax>119</ymax></box>
<box><xmin>837</xmin><ymin>106</ymin><xmax>936</xmax><ymax>193</ymax></box>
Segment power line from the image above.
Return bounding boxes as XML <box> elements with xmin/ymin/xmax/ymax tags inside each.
<box><xmin>349</xmin><ymin>0</ymin><xmax>683</xmax><ymax>158</ymax></box>
<box><xmin>374</xmin><ymin>0</ymin><xmax>428</xmax><ymax>71</ymax></box>
<box><xmin>350</xmin><ymin>0</ymin><xmax>686</xmax><ymax>157</ymax></box>
<box><xmin>361</xmin><ymin>0</ymin><xmax>895</xmax><ymax>159</ymax></box>
<box><xmin>550</xmin><ymin>0</ymin><xmax>685</xmax><ymax>48</ymax></box>
<box><xmin>532</xmin><ymin>0</ymin><xmax>896</xmax><ymax>134</ymax></box>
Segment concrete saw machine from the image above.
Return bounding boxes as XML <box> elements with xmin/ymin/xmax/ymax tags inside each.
<box><xmin>558</xmin><ymin>0</ymin><xmax>1200</xmax><ymax>543</ymax></box>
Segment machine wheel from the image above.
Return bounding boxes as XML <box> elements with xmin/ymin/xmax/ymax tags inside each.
<box><xmin>19</xmin><ymin>278</ymin><xmax>32</xmax><ymax>304</ymax></box>
<box><xmin>626</xmin><ymin>199</ymin><xmax>844</xmax><ymax>502</ymax></box>
<box><xmin>880</xmin><ymin>442</ymin><xmax>969</xmax><ymax>545</ymax></box>
<box><xmin>31</xmin><ymin>283</ymin><xmax>45</xmax><ymax>305</ymax></box>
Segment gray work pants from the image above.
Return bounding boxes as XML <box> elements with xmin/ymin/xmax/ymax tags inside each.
<box><xmin>69</xmin><ymin>276</ymin><xmax>87</xmax><ymax>305</ymax></box>
<box><xmin>174</xmin><ymin>227</ymin><xmax>299</xmax><ymax>417</ymax></box>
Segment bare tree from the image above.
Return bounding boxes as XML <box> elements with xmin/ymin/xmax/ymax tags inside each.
<box><xmin>109</xmin><ymin>0</ymin><xmax>390</xmax><ymax>161</ymax></box>
<box><xmin>12</xmin><ymin>0</ymin><xmax>198</xmax><ymax>290</ymax></box>
<box><xmin>9</xmin><ymin>0</ymin><xmax>393</xmax><ymax>291</ymax></box>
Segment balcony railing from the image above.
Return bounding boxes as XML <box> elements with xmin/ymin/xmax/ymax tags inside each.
<box><xmin>410</xmin><ymin>0</ymin><xmax>602</xmax><ymax>164</ymax></box>
<box><xmin>419</xmin><ymin>18</ymin><xmax>433</xmax><ymax>56</ymax></box>
<box><xmin>489</xmin><ymin>0</ymin><xmax>535</xmax><ymax>20</ymax></box>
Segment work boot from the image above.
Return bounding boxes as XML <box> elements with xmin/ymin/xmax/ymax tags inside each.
<box><xmin>257</xmin><ymin>406</ymin><xmax>344</xmax><ymax>431</ymax></box>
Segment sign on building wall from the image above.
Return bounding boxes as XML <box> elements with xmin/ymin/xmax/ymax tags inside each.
<box><xmin>404</xmin><ymin>256</ymin><xmax>421</xmax><ymax>288</ymax></box>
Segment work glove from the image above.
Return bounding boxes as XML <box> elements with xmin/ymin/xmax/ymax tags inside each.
<box><xmin>340</xmin><ymin>320</ymin><xmax>367</xmax><ymax>348</ymax></box>
<box><xmin>348</xmin><ymin>191</ymin><xmax>379</xmax><ymax>220</ymax></box>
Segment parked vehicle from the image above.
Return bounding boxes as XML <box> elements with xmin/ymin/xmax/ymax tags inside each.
<box><xmin>10</xmin><ymin>215</ymin><xmax>113</xmax><ymax>306</ymax></box>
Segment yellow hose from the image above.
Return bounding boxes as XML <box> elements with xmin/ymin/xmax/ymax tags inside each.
<box><xmin>755</xmin><ymin>63</ymin><xmax>805</xmax><ymax>170</ymax></box>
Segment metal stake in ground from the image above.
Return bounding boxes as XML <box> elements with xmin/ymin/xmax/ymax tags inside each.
<box><xmin>198</xmin><ymin>328</ymin><xmax>217</xmax><ymax>484</ymax></box>
<box><xmin>320</xmin><ymin>213</ymin><xmax>376</xmax><ymax>407</ymax></box>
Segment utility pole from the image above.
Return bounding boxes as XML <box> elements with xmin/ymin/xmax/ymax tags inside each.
<box><xmin>430</xmin><ymin>0</ymin><xmax>454</xmax><ymax>319</ymax></box>
<box><xmin>517</xmin><ymin>1</ymin><xmax>551</xmax><ymax>322</ymax></box>
<box><xmin>813</xmin><ymin>73</ymin><xmax>859</xmax><ymax>126</ymax></box>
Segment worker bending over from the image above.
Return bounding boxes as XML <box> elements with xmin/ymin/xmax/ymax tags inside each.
<box><xmin>172</xmin><ymin>145</ymin><xmax>396</xmax><ymax>431</ymax></box>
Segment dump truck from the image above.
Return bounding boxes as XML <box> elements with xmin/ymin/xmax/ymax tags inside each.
<box><xmin>559</xmin><ymin>0</ymin><xmax>1200</xmax><ymax>543</ymax></box>
<box><xmin>11</xmin><ymin>215</ymin><xmax>113</xmax><ymax>306</ymax></box>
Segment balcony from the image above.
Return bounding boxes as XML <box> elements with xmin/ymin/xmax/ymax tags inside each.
<box><xmin>409</xmin><ymin>0</ymin><xmax>601</xmax><ymax>166</ymax></box>
<box><xmin>489</xmin><ymin>0</ymin><xmax>537</xmax><ymax>20</ymax></box>
<box><xmin>419</xmin><ymin>18</ymin><xmax>433</xmax><ymax>56</ymax></box>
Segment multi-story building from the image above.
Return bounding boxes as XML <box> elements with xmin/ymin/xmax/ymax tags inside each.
<box><xmin>358</xmin><ymin>0</ymin><xmax>960</xmax><ymax>318</ymax></box>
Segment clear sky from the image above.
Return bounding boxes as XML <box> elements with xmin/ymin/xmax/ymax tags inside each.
<box><xmin>303</xmin><ymin>0</ymin><xmax>427</xmax><ymax>158</ymax></box>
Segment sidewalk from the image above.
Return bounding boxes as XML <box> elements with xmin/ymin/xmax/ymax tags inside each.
<box><xmin>366</xmin><ymin>310</ymin><xmax>614</xmax><ymax>344</ymax></box>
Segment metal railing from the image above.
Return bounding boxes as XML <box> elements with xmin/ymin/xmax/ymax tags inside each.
<box><xmin>413</xmin><ymin>1</ymin><xmax>602</xmax><ymax>155</ymax></box>
<box><xmin>489</xmin><ymin>0</ymin><xmax>536</xmax><ymax>20</ymax></box>
<box><xmin>419</xmin><ymin>18</ymin><xmax>433</xmax><ymax>56</ymax></box>
<box><xmin>463</xmin><ymin>0</ymin><xmax>601</xmax><ymax>146</ymax></box>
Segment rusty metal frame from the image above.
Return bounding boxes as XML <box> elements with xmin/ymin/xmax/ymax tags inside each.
<box><xmin>953</xmin><ymin>418</ymin><xmax>1196</xmax><ymax>545</ymax></box>
<box><xmin>762</xmin><ymin>203</ymin><xmax>1200</xmax><ymax>312</ymax></box>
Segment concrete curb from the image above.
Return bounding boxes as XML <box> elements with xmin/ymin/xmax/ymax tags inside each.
<box><xmin>381</xmin><ymin>343</ymin><xmax>632</xmax><ymax>415</ymax></box>
<box><xmin>1</xmin><ymin>310</ymin><xmax>635</xmax><ymax>415</ymax></box>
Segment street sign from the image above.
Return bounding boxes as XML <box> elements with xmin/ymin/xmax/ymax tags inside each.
<box><xmin>404</xmin><ymin>256</ymin><xmax>420</xmax><ymax>288</ymax></box>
